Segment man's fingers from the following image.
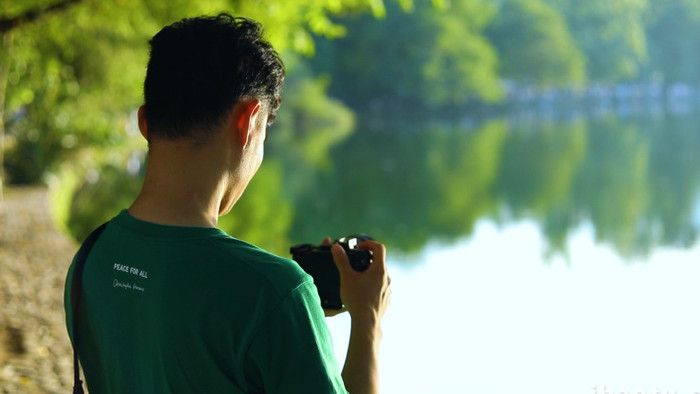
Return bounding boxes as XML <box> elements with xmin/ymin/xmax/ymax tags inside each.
<box><xmin>321</xmin><ymin>236</ymin><xmax>332</xmax><ymax>245</ymax></box>
<box><xmin>356</xmin><ymin>240</ymin><xmax>386</xmax><ymax>273</ymax></box>
<box><xmin>331</xmin><ymin>243</ymin><xmax>351</xmax><ymax>275</ymax></box>
<box><xmin>355</xmin><ymin>240</ymin><xmax>386</xmax><ymax>258</ymax></box>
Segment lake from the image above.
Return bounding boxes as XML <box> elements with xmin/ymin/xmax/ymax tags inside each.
<box><xmin>67</xmin><ymin>102</ymin><xmax>700</xmax><ymax>393</ymax></box>
<box><xmin>277</xmin><ymin>106</ymin><xmax>700</xmax><ymax>394</ymax></box>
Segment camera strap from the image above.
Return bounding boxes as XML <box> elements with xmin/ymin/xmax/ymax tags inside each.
<box><xmin>69</xmin><ymin>222</ymin><xmax>108</xmax><ymax>394</ymax></box>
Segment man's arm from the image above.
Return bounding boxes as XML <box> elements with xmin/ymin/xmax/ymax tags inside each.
<box><xmin>332</xmin><ymin>241</ymin><xmax>391</xmax><ymax>394</ymax></box>
<box><xmin>246</xmin><ymin>280</ymin><xmax>348</xmax><ymax>393</ymax></box>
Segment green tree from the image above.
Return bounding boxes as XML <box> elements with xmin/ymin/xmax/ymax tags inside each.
<box><xmin>312</xmin><ymin>0</ymin><xmax>502</xmax><ymax>110</ymax></box>
<box><xmin>643</xmin><ymin>0</ymin><xmax>700</xmax><ymax>85</ymax></box>
<box><xmin>485</xmin><ymin>0</ymin><xmax>585</xmax><ymax>87</ymax></box>
<box><xmin>546</xmin><ymin>0</ymin><xmax>648</xmax><ymax>82</ymax></box>
<box><xmin>0</xmin><ymin>0</ymin><xmax>395</xmax><ymax>193</ymax></box>
<box><xmin>421</xmin><ymin>0</ymin><xmax>502</xmax><ymax>105</ymax></box>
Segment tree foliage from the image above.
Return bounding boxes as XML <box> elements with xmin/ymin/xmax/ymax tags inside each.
<box><xmin>3</xmin><ymin>0</ymin><xmax>152</xmax><ymax>183</ymax></box>
<box><xmin>4</xmin><ymin>0</ymin><xmax>700</xmax><ymax>262</ymax></box>
<box><xmin>0</xmin><ymin>0</ymin><xmax>392</xmax><ymax>186</ymax></box>
<box><xmin>643</xmin><ymin>0</ymin><xmax>700</xmax><ymax>84</ymax></box>
<box><xmin>421</xmin><ymin>0</ymin><xmax>502</xmax><ymax>105</ymax></box>
<box><xmin>3</xmin><ymin>0</ymin><xmax>700</xmax><ymax>189</ymax></box>
<box><xmin>486</xmin><ymin>0</ymin><xmax>585</xmax><ymax>87</ymax></box>
<box><xmin>311</xmin><ymin>0</ymin><xmax>502</xmax><ymax>111</ymax></box>
<box><xmin>545</xmin><ymin>0</ymin><xmax>649</xmax><ymax>82</ymax></box>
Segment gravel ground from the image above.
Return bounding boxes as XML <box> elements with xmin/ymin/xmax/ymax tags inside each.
<box><xmin>0</xmin><ymin>187</ymin><xmax>77</xmax><ymax>393</ymax></box>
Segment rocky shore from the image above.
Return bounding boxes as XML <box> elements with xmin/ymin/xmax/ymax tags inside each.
<box><xmin>1</xmin><ymin>187</ymin><xmax>77</xmax><ymax>393</ymax></box>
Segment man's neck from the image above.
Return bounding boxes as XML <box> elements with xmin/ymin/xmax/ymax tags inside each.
<box><xmin>128</xmin><ymin>138</ymin><xmax>239</xmax><ymax>228</ymax></box>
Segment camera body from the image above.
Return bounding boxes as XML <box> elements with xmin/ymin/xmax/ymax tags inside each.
<box><xmin>290</xmin><ymin>235</ymin><xmax>373</xmax><ymax>310</ymax></box>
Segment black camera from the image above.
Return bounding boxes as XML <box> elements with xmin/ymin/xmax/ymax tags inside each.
<box><xmin>290</xmin><ymin>235</ymin><xmax>373</xmax><ymax>310</ymax></box>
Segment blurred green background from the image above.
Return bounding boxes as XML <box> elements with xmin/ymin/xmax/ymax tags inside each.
<box><xmin>2</xmin><ymin>0</ymin><xmax>700</xmax><ymax>261</ymax></box>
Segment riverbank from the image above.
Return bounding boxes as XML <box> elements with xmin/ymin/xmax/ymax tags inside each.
<box><xmin>0</xmin><ymin>187</ymin><xmax>76</xmax><ymax>393</ymax></box>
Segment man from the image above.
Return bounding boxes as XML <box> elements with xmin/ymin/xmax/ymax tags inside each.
<box><xmin>64</xmin><ymin>13</ymin><xmax>391</xmax><ymax>393</ymax></box>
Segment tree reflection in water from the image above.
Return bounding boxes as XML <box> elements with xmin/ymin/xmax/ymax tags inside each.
<box><xmin>280</xmin><ymin>110</ymin><xmax>700</xmax><ymax>262</ymax></box>
<box><xmin>67</xmin><ymin>109</ymin><xmax>700</xmax><ymax>263</ymax></box>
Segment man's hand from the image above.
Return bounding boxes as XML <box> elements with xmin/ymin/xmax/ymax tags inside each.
<box><xmin>330</xmin><ymin>240</ymin><xmax>391</xmax><ymax>325</ymax></box>
<box><xmin>330</xmin><ymin>237</ymin><xmax>391</xmax><ymax>394</ymax></box>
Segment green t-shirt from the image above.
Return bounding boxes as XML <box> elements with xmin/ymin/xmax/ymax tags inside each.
<box><xmin>64</xmin><ymin>210</ymin><xmax>347</xmax><ymax>393</ymax></box>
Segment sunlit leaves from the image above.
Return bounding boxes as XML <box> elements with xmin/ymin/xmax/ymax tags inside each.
<box><xmin>232</xmin><ymin>0</ymin><xmax>387</xmax><ymax>55</ymax></box>
<box><xmin>424</xmin><ymin>0</ymin><xmax>502</xmax><ymax>104</ymax></box>
<box><xmin>0</xmin><ymin>0</ymin><xmax>395</xmax><ymax>184</ymax></box>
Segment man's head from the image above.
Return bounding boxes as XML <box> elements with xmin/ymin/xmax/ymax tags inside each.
<box><xmin>142</xmin><ymin>13</ymin><xmax>285</xmax><ymax>143</ymax></box>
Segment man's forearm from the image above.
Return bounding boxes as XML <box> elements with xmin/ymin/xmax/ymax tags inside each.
<box><xmin>332</xmin><ymin>240</ymin><xmax>390</xmax><ymax>394</ymax></box>
<box><xmin>342</xmin><ymin>316</ymin><xmax>382</xmax><ymax>394</ymax></box>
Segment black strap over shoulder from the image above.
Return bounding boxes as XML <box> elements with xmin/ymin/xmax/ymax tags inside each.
<box><xmin>70</xmin><ymin>222</ymin><xmax>108</xmax><ymax>394</ymax></box>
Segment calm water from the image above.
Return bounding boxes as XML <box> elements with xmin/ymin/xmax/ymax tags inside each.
<box><xmin>72</xmin><ymin>106</ymin><xmax>700</xmax><ymax>393</ymax></box>
<box><xmin>274</xmin><ymin>108</ymin><xmax>700</xmax><ymax>393</ymax></box>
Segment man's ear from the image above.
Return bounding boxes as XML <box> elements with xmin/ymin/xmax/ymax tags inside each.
<box><xmin>137</xmin><ymin>105</ymin><xmax>149</xmax><ymax>141</ymax></box>
<box><xmin>234</xmin><ymin>99</ymin><xmax>262</xmax><ymax>147</ymax></box>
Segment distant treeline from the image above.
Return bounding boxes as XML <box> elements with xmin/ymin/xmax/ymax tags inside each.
<box><xmin>309</xmin><ymin>0</ymin><xmax>700</xmax><ymax>111</ymax></box>
<box><xmin>3</xmin><ymin>0</ymin><xmax>699</xmax><ymax>185</ymax></box>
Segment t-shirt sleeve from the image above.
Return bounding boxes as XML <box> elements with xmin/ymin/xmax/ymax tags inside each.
<box><xmin>246</xmin><ymin>280</ymin><xmax>348</xmax><ymax>394</ymax></box>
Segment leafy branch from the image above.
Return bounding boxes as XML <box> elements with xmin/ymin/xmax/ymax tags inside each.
<box><xmin>0</xmin><ymin>0</ymin><xmax>84</xmax><ymax>33</ymax></box>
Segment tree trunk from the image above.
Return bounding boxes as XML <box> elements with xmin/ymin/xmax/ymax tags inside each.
<box><xmin>0</xmin><ymin>33</ymin><xmax>9</xmax><ymax>201</ymax></box>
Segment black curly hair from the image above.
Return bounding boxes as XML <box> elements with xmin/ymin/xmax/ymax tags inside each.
<box><xmin>143</xmin><ymin>13</ymin><xmax>285</xmax><ymax>141</ymax></box>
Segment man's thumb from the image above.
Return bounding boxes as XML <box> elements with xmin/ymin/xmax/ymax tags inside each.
<box><xmin>331</xmin><ymin>243</ymin><xmax>351</xmax><ymax>275</ymax></box>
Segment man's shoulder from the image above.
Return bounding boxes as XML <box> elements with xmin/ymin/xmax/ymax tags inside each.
<box><xmin>204</xmin><ymin>235</ymin><xmax>311</xmax><ymax>295</ymax></box>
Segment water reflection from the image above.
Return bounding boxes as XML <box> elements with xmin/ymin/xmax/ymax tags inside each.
<box><xmin>281</xmin><ymin>110</ymin><xmax>700</xmax><ymax>262</ymax></box>
<box><xmin>66</xmin><ymin>109</ymin><xmax>700</xmax><ymax>263</ymax></box>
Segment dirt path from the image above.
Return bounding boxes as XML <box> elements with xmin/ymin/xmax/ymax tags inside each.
<box><xmin>0</xmin><ymin>187</ymin><xmax>77</xmax><ymax>393</ymax></box>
